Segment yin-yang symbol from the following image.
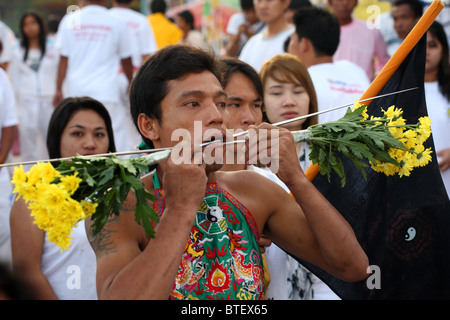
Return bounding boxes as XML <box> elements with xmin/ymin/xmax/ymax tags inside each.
<box><xmin>404</xmin><ymin>227</ymin><xmax>416</xmax><ymax>241</ymax></box>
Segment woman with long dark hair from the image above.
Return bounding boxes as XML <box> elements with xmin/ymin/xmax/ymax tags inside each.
<box><xmin>424</xmin><ymin>21</ymin><xmax>450</xmax><ymax>198</ymax></box>
<box><xmin>9</xmin><ymin>12</ymin><xmax>59</xmax><ymax>162</ymax></box>
<box><xmin>10</xmin><ymin>97</ymin><xmax>116</xmax><ymax>300</ymax></box>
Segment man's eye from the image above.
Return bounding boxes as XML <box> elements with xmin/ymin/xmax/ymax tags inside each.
<box><xmin>185</xmin><ymin>101</ymin><xmax>199</xmax><ymax>107</ymax></box>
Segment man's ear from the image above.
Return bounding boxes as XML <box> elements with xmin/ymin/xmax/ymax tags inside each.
<box><xmin>299</xmin><ymin>36</ymin><xmax>311</xmax><ymax>53</ymax></box>
<box><xmin>137</xmin><ymin>113</ymin><xmax>159</xmax><ymax>142</ymax></box>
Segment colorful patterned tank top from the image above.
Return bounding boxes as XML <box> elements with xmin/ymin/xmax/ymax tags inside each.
<box><xmin>151</xmin><ymin>173</ymin><xmax>265</xmax><ymax>300</ymax></box>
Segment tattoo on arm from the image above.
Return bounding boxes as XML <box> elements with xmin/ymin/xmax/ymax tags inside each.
<box><xmin>88</xmin><ymin>201</ymin><xmax>151</xmax><ymax>258</ymax></box>
<box><xmin>88</xmin><ymin>215</ymin><xmax>120</xmax><ymax>259</ymax></box>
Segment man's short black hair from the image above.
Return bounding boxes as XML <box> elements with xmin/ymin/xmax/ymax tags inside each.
<box><xmin>150</xmin><ymin>0</ymin><xmax>166</xmax><ymax>14</ymax></box>
<box><xmin>293</xmin><ymin>6</ymin><xmax>340</xmax><ymax>57</ymax></box>
<box><xmin>240</xmin><ymin>0</ymin><xmax>255</xmax><ymax>11</ymax></box>
<box><xmin>219</xmin><ymin>57</ymin><xmax>263</xmax><ymax>102</ymax></box>
<box><xmin>392</xmin><ymin>0</ymin><xmax>423</xmax><ymax>18</ymax></box>
<box><xmin>129</xmin><ymin>44</ymin><xmax>222</xmax><ymax>149</ymax></box>
<box><xmin>177</xmin><ymin>10</ymin><xmax>195</xmax><ymax>30</ymax></box>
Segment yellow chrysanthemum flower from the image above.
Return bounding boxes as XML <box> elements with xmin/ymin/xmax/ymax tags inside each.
<box><xmin>60</xmin><ymin>173</ymin><xmax>82</xmax><ymax>195</ymax></box>
<box><xmin>27</xmin><ymin>162</ymin><xmax>60</xmax><ymax>185</ymax></box>
<box><xmin>401</xmin><ymin>130</ymin><xmax>419</xmax><ymax>149</ymax></box>
<box><xmin>384</xmin><ymin>105</ymin><xmax>403</xmax><ymax>120</ymax></box>
<box><xmin>353</xmin><ymin>100</ymin><xmax>369</xmax><ymax>120</ymax></box>
<box><xmin>39</xmin><ymin>184</ymin><xmax>68</xmax><ymax>209</ymax></box>
<box><xmin>11</xmin><ymin>165</ymin><xmax>34</xmax><ymax>201</ymax></box>
<box><xmin>417</xmin><ymin>116</ymin><xmax>432</xmax><ymax>141</ymax></box>
<box><xmin>417</xmin><ymin>148</ymin><xmax>432</xmax><ymax>167</ymax></box>
<box><xmin>81</xmin><ymin>201</ymin><xmax>98</xmax><ymax>218</ymax></box>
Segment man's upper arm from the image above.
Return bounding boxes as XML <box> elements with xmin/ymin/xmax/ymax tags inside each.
<box><xmin>86</xmin><ymin>204</ymin><xmax>144</xmax><ymax>297</ymax></box>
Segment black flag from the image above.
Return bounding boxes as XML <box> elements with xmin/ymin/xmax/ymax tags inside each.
<box><xmin>295</xmin><ymin>34</ymin><xmax>450</xmax><ymax>299</ymax></box>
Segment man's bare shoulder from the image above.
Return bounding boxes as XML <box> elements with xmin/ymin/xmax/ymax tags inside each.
<box><xmin>216</xmin><ymin>169</ymin><xmax>286</xmax><ymax>192</ymax></box>
<box><xmin>86</xmin><ymin>173</ymin><xmax>154</xmax><ymax>259</ymax></box>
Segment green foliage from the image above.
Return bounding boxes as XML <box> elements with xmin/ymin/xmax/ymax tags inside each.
<box><xmin>307</xmin><ymin>105</ymin><xmax>406</xmax><ymax>187</ymax></box>
<box><xmin>57</xmin><ymin>155</ymin><xmax>158</xmax><ymax>238</ymax></box>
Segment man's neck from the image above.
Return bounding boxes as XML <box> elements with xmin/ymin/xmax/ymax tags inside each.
<box><xmin>86</xmin><ymin>1</ymin><xmax>106</xmax><ymax>7</ymax></box>
<box><xmin>154</xmin><ymin>163</ymin><xmax>221</xmax><ymax>189</ymax></box>
<box><xmin>307</xmin><ymin>55</ymin><xmax>333</xmax><ymax>68</ymax></box>
<box><xmin>264</xmin><ymin>16</ymin><xmax>291</xmax><ymax>38</ymax></box>
<box><xmin>113</xmin><ymin>4</ymin><xmax>129</xmax><ymax>9</ymax></box>
<box><xmin>338</xmin><ymin>16</ymin><xmax>353</xmax><ymax>26</ymax></box>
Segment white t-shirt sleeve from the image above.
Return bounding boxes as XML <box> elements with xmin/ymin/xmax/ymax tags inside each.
<box><xmin>139</xmin><ymin>19</ymin><xmax>157</xmax><ymax>56</ymax></box>
<box><xmin>56</xmin><ymin>14</ymin><xmax>71</xmax><ymax>57</ymax></box>
<box><xmin>226</xmin><ymin>13</ymin><xmax>245</xmax><ymax>35</ymax></box>
<box><xmin>117</xmin><ymin>19</ymin><xmax>133</xmax><ymax>59</ymax></box>
<box><xmin>0</xmin><ymin>69</ymin><xmax>18</xmax><ymax>128</ymax></box>
<box><xmin>0</xmin><ymin>21</ymin><xmax>15</xmax><ymax>64</ymax></box>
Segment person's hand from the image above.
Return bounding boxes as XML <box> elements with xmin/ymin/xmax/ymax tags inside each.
<box><xmin>53</xmin><ymin>90</ymin><xmax>64</xmax><ymax>108</ymax></box>
<box><xmin>257</xmin><ymin>236</ymin><xmax>272</xmax><ymax>254</ymax></box>
<box><xmin>163</xmin><ymin>140</ymin><xmax>208</xmax><ymax>220</ymax></box>
<box><xmin>245</xmin><ymin>123</ymin><xmax>304</xmax><ymax>186</ymax></box>
<box><xmin>437</xmin><ymin>148</ymin><xmax>450</xmax><ymax>172</ymax></box>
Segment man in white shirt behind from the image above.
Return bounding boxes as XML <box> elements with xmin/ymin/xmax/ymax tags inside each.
<box><xmin>0</xmin><ymin>20</ymin><xmax>16</xmax><ymax>71</ymax></box>
<box><xmin>288</xmin><ymin>6</ymin><xmax>370</xmax><ymax>124</ymax></box>
<box><xmin>110</xmin><ymin>0</ymin><xmax>158</xmax><ymax>150</ymax></box>
<box><xmin>239</xmin><ymin>0</ymin><xmax>294</xmax><ymax>72</ymax></box>
<box><xmin>225</xmin><ymin>0</ymin><xmax>264</xmax><ymax>57</ymax></box>
<box><xmin>54</xmin><ymin>0</ymin><xmax>134</xmax><ymax>152</ymax></box>
<box><xmin>0</xmin><ymin>66</ymin><xmax>18</xmax><ymax>268</ymax></box>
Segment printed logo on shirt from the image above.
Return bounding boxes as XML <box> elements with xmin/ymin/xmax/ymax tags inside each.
<box><xmin>327</xmin><ymin>78</ymin><xmax>366</xmax><ymax>94</ymax></box>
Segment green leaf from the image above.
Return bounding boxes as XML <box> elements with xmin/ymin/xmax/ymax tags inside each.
<box><xmin>84</xmin><ymin>167</ymin><xmax>96</xmax><ymax>187</ymax></box>
<box><xmin>97</xmin><ymin>166</ymin><xmax>115</xmax><ymax>187</ymax></box>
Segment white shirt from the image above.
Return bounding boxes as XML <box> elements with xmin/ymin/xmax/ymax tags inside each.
<box><xmin>239</xmin><ymin>25</ymin><xmax>294</xmax><ymax>72</ymax></box>
<box><xmin>41</xmin><ymin>220</ymin><xmax>98</xmax><ymax>300</ymax></box>
<box><xmin>0</xmin><ymin>20</ymin><xmax>16</xmax><ymax>64</ymax></box>
<box><xmin>248</xmin><ymin>166</ymin><xmax>289</xmax><ymax>300</ymax></box>
<box><xmin>181</xmin><ymin>30</ymin><xmax>209</xmax><ymax>50</ymax></box>
<box><xmin>109</xmin><ymin>7</ymin><xmax>157</xmax><ymax>69</ymax></box>
<box><xmin>249</xmin><ymin>165</ymin><xmax>340</xmax><ymax>300</ymax></box>
<box><xmin>57</xmin><ymin>5</ymin><xmax>132</xmax><ymax>103</ymax></box>
<box><xmin>9</xmin><ymin>39</ymin><xmax>60</xmax><ymax>97</ymax></box>
<box><xmin>0</xmin><ymin>68</ymin><xmax>18</xmax><ymax>182</ymax></box>
<box><xmin>226</xmin><ymin>12</ymin><xmax>264</xmax><ymax>36</ymax></box>
<box><xmin>424</xmin><ymin>81</ymin><xmax>450</xmax><ymax>199</ymax></box>
<box><xmin>308</xmin><ymin>60</ymin><xmax>371</xmax><ymax>123</ymax></box>
<box><xmin>226</xmin><ymin>12</ymin><xmax>265</xmax><ymax>54</ymax></box>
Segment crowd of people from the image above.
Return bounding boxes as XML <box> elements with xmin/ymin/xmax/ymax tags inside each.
<box><xmin>0</xmin><ymin>0</ymin><xmax>449</xmax><ymax>300</ymax></box>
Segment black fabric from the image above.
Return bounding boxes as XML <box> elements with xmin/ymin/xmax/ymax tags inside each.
<box><xmin>292</xmin><ymin>35</ymin><xmax>450</xmax><ymax>299</ymax></box>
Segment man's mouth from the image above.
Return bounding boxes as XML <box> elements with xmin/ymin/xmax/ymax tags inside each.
<box><xmin>201</xmin><ymin>135</ymin><xmax>225</xmax><ymax>147</ymax></box>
